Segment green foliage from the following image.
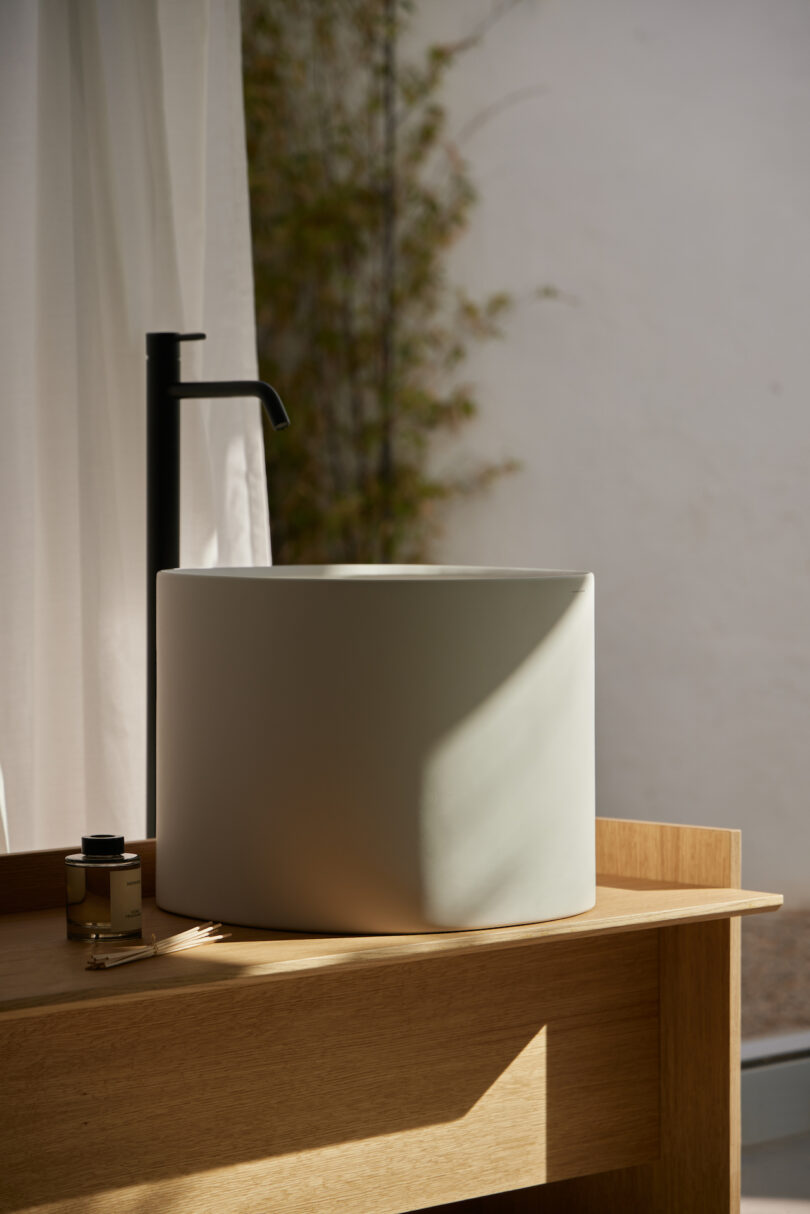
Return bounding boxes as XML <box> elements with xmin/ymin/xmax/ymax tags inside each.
<box><xmin>242</xmin><ymin>0</ymin><xmax>518</xmax><ymax>563</ymax></box>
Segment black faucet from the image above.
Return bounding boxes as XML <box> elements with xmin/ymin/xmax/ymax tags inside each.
<box><xmin>146</xmin><ymin>331</ymin><xmax>289</xmax><ymax>837</ymax></box>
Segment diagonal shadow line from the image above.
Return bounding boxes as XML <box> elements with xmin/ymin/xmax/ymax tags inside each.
<box><xmin>2</xmin><ymin>934</ymin><xmax>655</xmax><ymax>1211</ymax></box>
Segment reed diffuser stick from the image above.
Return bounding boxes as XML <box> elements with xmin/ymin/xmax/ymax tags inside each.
<box><xmin>87</xmin><ymin>922</ymin><xmax>230</xmax><ymax>969</ymax></box>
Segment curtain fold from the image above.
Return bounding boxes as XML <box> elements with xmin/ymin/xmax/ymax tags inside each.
<box><xmin>0</xmin><ymin>0</ymin><xmax>270</xmax><ymax>851</ymax></box>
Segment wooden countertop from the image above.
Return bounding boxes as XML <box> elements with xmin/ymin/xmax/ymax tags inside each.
<box><xmin>0</xmin><ymin>820</ymin><xmax>784</xmax><ymax>1214</ymax></box>
<box><xmin>0</xmin><ymin>875</ymin><xmax>781</xmax><ymax>1017</ymax></box>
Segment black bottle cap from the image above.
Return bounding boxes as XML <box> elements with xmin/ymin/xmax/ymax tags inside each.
<box><xmin>81</xmin><ymin>834</ymin><xmax>125</xmax><ymax>856</ymax></box>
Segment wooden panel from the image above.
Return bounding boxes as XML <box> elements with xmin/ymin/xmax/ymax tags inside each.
<box><xmin>0</xmin><ymin>819</ymin><xmax>775</xmax><ymax>1214</ymax></box>
<box><xmin>596</xmin><ymin>816</ymin><xmax>741</xmax><ymax>887</ymax></box>
<box><xmin>453</xmin><ymin>819</ymin><xmax>744</xmax><ymax>1213</ymax></box>
<box><xmin>1</xmin><ymin>885</ymin><xmax>779</xmax><ymax>1018</ymax></box>
<box><xmin>0</xmin><ymin>819</ymin><xmax>747</xmax><ymax>918</ymax></box>
<box><xmin>0</xmin><ymin>934</ymin><xmax>659</xmax><ymax>1214</ymax></box>
<box><xmin>0</xmin><ymin>840</ymin><xmax>155</xmax><ymax>914</ymax></box>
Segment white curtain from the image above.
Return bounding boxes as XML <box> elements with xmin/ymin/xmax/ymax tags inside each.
<box><xmin>0</xmin><ymin>0</ymin><xmax>271</xmax><ymax>853</ymax></box>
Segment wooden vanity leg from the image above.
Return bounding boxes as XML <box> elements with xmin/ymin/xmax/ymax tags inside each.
<box><xmin>421</xmin><ymin>819</ymin><xmax>743</xmax><ymax>1214</ymax></box>
<box><xmin>426</xmin><ymin>916</ymin><xmax>740</xmax><ymax>1214</ymax></box>
<box><xmin>528</xmin><ymin>819</ymin><xmax>743</xmax><ymax>1214</ymax></box>
<box><xmin>532</xmin><ymin>915</ymin><xmax>741</xmax><ymax>1214</ymax></box>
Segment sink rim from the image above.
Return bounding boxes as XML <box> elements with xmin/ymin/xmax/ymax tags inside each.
<box><xmin>159</xmin><ymin>564</ymin><xmax>592</xmax><ymax>582</ymax></box>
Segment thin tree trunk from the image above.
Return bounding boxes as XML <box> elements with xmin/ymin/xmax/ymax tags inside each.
<box><xmin>378</xmin><ymin>0</ymin><xmax>397</xmax><ymax>561</ymax></box>
<box><xmin>308</xmin><ymin>1</ymin><xmax>356</xmax><ymax>560</ymax></box>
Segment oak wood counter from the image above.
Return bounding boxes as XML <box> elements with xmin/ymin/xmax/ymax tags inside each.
<box><xmin>0</xmin><ymin>819</ymin><xmax>782</xmax><ymax>1214</ymax></box>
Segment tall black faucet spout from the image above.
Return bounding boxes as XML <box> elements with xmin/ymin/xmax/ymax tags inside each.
<box><xmin>170</xmin><ymin>380</ymin><xmax>290</xmax><ymax>430</ymax></box>
<box><xmin>146</xmin><ymin>331</ymin><xmax>289</xmax><ymax>837</ymax></box>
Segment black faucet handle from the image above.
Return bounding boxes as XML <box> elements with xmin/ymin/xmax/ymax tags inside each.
<box><xmin>179</xmin><ymin>332</ymin><xmax>206</xmax><ymax>342</ymax></box>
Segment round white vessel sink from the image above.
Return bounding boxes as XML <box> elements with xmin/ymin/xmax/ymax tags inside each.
<box><xmin>156</xmin><ymin>565</ymin><xmax>595</xmax><ymax>933</ymax></box>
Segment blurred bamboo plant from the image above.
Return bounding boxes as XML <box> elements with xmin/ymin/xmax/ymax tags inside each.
<box><xmin>242</xmin><ymin>0</ymin><xmax>518</xmax><ymax>563</ymax></box>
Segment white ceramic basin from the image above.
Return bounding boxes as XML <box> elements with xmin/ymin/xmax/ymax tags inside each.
<box><xmin>156</xmin><ymin>565</ymin><xmax>595</xmax><ymax>933</ymax></box>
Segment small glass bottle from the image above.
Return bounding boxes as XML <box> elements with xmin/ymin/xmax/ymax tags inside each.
<box><xmin>65</xmin><ymin>835</ymin><xmax>142</xmax><ymax>941</ymax></box>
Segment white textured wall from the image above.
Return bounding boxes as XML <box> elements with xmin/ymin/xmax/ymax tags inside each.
<box><xmin>415</xmin><ymin>0</ymin><xmax>810</xmax><ymax>902</ymax></box>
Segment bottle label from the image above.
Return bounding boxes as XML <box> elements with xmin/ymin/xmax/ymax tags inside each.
<box><xmin>110</xmin><ymin>867</ymin><xmax>142</xmax><ymax>932</ymax></box>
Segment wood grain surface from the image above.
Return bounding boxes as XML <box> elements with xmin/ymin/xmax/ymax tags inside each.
<box><xmin>435</xmin><ymin>816</ymin><xmax>746</xmax><ymax>1214</ymax></box>
<box><xmin>0</xmin><ymin>819</ymin><xmax>778</xmax><ymax>1214</ymax></box>
<box><xmin>0</xmin><ymin>933</ymin><xmax>658</xmax><ymax>1214</ymax></box>
<box><xmin>0</xmin><ymin>818</ymin><xmax>744</xmax><ymax>913</ymax></box>
<box><xmin>0</xmin><ymin>872</ymin><xmax>779</xmax><ymax>1018</ymax></box>
<box><xmin>597</xmin><ymin>815</ymin><xmax>741</xmax><ymax>888</ymax></box>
